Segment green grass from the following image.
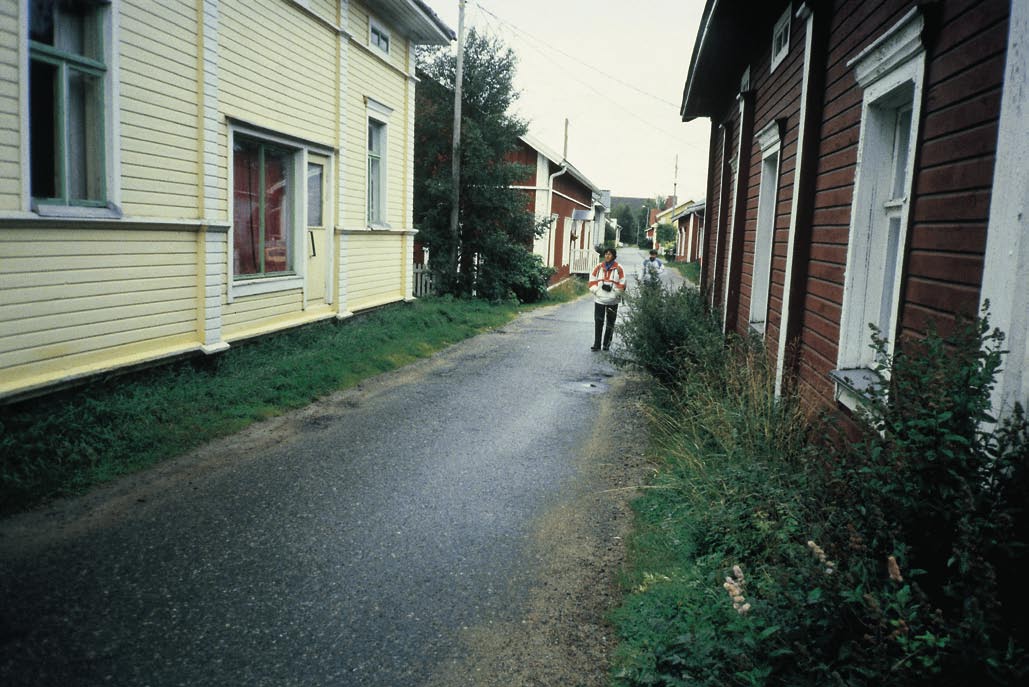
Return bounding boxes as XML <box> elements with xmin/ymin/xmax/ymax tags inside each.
<box><xmin>667</xmin><ymin>260</ymin><xmax>700</xmax><ymax>284</ymax></box>
<box><xmin>0</xmin><ymin>287</ymin><xmax>586</xmax><ymax>516</ymax></box>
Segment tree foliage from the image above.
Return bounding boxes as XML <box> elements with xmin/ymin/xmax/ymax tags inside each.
<box><xmin>414</xmin><ymin>30</ymin><xmax>551</xmax><ymax>302</ymax></box>
<box><xmin>656</xmin><ymin>222</ymin><xmax>677</xmax><ymax>246</ymax></box>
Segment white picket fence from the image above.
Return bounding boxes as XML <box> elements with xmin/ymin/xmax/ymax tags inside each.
<box><xmin>413</xmin><ymin>263</ymin><xmax>434</xmax><ymax>297</ymax></box>
<box><xmin>570</xmin><ymin>248</ymin><xmax>600</xmax><ymax>275</ymax></box>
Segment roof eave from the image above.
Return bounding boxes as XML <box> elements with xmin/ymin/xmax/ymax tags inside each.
<box><xmin>379</xmin><ymin>0</ymin><xmax>455</xmax><ymax>46</ymax></box>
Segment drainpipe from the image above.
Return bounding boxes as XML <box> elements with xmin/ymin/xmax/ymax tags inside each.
<box><xmin>546</xmin><ymin>163</ymin><xmax>568</xmax><ymax>266</ymax></box>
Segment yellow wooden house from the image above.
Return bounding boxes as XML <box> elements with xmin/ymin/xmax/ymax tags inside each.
<box><xmin>0</xmin><ymin>0</ymin><xmax>453</xmax><ymax>401</ymax></box>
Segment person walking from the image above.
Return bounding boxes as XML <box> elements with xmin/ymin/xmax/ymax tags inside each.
<box><xmin>588</xmin><ymin>248</ymin><xmax>627</xmax><ymax>351</ymax></box>
<box><xmin>641</xmin><ymin>249</ymin><xmax>664</xmax><ymax>285</ymax></box>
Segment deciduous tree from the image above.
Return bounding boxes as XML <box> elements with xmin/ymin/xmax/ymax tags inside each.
<box><xmin>414</xmin><ymin>30</ymin><xmax>550</xmax><ymax>302</ymax></box>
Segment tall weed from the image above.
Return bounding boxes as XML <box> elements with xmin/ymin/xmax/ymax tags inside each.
<box><xmin>613</xmin><ymin>291</ymin><xmax>1029</xmax><ymax>686</ymax></box>
<box><xmin>617</xmin><ymin>280</ymin><xmax>723</xmax><ymax>385</ymax></box>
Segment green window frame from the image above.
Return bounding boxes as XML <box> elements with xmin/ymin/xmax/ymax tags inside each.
<box><xmin>370</xmin><ymin>20</ymin><xmax>390</xmax><ymax>54</ymax></box>
<box><xmin>233</xmin><ymin>137</ymin><xmax>295</xmax><ymax>278</ymax></box>
<box><xmin>367</xmin><ymin>120</ymin><xmax>385</xmax><ymax>225</ymax></box>
<box><xmin>29</xmin><ymin>0</ymin><xmax>108</xmax><ymax>207</ymax></box>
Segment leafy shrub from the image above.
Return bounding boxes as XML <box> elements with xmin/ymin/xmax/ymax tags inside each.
<box><xmin>612</xmin><ymin>291</ymin><xmax>1029</xmax><ymax>686</ymax></box>
<box><xmin>816</xmin><ymin>312</ymin><xmax>1029</xmax><ymax>683</ymax></box>
<box><xmin>617</xmin><ymin>280</ymin><xmax>723</xmax><ymax>385</ymax></box>
<box><xmin>474</xmin><ymin>240</ymin><xmax>553</xmax><ymax>303</ymax></box>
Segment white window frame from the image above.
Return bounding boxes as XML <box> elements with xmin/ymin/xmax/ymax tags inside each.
<box><xmin>834</xmin><ymin>9</ymin><xmax>926</xmax><ymax>409</ymax></box>
<box><xmin>228</xmin><ymin>123</ymin><xmax>333</xmax><ymax>300</ymax></box>
<box><xmin>770</xmin><ymin>6</ymin><xmax>791</xmax><ymax>73</ymax></box>
<box><xmin>369</xmin><ymin>16</ymin><xmax>391</xmax><ymax>55</ymax></box>
<box><xmin>22</xmin><ymin>0</ymin><xmax>121</xmax><ymax>218</ymax></box>
<box><xmin>980</xmin><ymin>0</ymin><xmax>1029</xmax><ymax>419</ymax></box>
<box><xmin>750</xmin><ymin>120</ymin><xmax>782</xmax><ymax>335</ymax></box>
<box><xmin>366</xmin><ymin>98</ymin><xmax>392</xmax><ymax>228</ymax></box>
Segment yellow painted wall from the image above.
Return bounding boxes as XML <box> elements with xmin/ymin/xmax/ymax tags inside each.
<box><xmin>0</xmin><ymin>227</ymin><xmax>200</xmax><ymax>396</ymax></box>
<box><xmin>222</xmin><ymin>288</ymin><xmax>305</xmax><ymax>339</ymax></box>
<box><xmin>0</xmin><ymin>0</ymin><xmax>426</xmax><ymax>399</ymax></box>
<box><xmin>344</xmin><ymin>1</ymin><xmax>411</xmax><ymax>229</ymax></box>
<box><xmin>119</xmin><ymin>0</ymin><xmax>201</xmax><ymax>218</ymax></box>
<box><xmin>0</xmin><ymin>0</ymin><xmax>22</xmax><ymax>211</ymax></box>
<box><xmin>219</xmin><ymin>0</ymin><xmax>338</xmax><ymax>147</ymax></box>
<box><xmin>345</xmin><ymin>232</ymin><xmax>405</xmax><ymax>310</ymax></box>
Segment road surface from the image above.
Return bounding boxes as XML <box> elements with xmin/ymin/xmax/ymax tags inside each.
<box><xmin>0</xmin><ymin>256</ymin><xmax>681</xmax><ymax>686</ymax></box>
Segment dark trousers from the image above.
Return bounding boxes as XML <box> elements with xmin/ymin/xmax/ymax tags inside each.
<box><xmin>594</xmin><ymin>303</ymin><xmax>618</xmax><ymax>349</ymax></box>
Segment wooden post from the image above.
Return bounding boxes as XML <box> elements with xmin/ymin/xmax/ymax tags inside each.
<box><xmin>448</xmin><ymin>0</ymin><xmax>466</xmax><ymax>280</ymax></box>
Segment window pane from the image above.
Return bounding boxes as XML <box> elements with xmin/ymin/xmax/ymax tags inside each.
<box><xmin>368</xmin><ymin>121</ymin><xmax>384</xmax><ymax>224</ymax></box>
<box><xmin>307</xmin><ymin>163</ymin><xmax>323</xmax><ymax>227</ymax></box>
<box><xmin>29</xmin><ymin>0</ymin><xmax>56</xmax><ymax>44</ymax></box>
<box><xmin>233</xmin><ymin>141</ymin><xmax>261</xmax><ymax>275</ymax></box>
<box><xmin>891</xmin><ymin>108</ymin><xmax>913</xmax><ymax>200</ymax></box>
<box><xmin>368</xmin><ymin>157</ymin><xmax>380</xmax><ymax>223</ymax></box>
<box><xmin>879</xmin><ymin>215</ymin><xmax>902</xmax><ymax>339</ymax></box>
<box><xmin>66</xmin><ymin>67</ymin><xmax>104</xmax><ymax>201</ymax></box>
<box><xmin>33</xmin><ymin>1</ymin><xmax>102</xmax><ymax>60</ymax></box>
<box><xmin>264</xmin><ymin>148</ymin><xmax>291</xmax><ymax>273</ymax></box>
<box><xmin>29</xmin><ymin>58</ymin><xmax>58</xmax><ymax>199</ymax></box>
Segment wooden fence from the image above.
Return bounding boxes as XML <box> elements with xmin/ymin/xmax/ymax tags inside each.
<box><xmin>413</xmin><ymin>264</ymin><xmax>434</xmax><ymax>297</ymax></box>
<box><xmin>570</xmin><ymin>247</ymin><xmax>600</xmax><ymax>275</ymax></box>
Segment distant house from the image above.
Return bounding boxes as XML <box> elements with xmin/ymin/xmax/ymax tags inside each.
<box><xmin>681</xmin><ymin>0</ymin><xmax>1028</xmax><ymax>418</ymax></box>
<box><xmin>653</xmin><ymin>206</ymin><xmax>670</xmax><ymax>253</ymax></box>
<box><xmin>0</xmin><ymin>0</ymin><xmax>453</xmax><ymax>402</ymax></box>
<box><xmin>649</xmin><ymin>198</ymin><xmax>676</xmax><ymax>251</ymax></box>
<box><xmin>508</xmin><ymin>134</ymin><xmax>607</xmax><ymax>283</ymax></box>
<box><xmin>671</xmin><ymin>200</ymin><xmax>705</xmax><ymax>263</ymax></box>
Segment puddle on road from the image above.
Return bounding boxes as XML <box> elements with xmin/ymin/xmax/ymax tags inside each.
<box><xmin>563</xmin><ymin>376</ymin><xmax>611</xmax><ymax>394</ymax></box>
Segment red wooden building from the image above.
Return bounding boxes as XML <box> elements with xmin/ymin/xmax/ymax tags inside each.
<box><xmin>682</xmin><ymin>0</ymin><xmax>1028</xmax><ymax>419</ymax></box>
<box><xmin>508</xmin><ymin>135</ymin><xmax>606</xmax><ymax>283</ymax></box>
<box><xmin>671</xmin><ymin>200</ymin><xmax>705</xmax><ymax>263</ymax></box>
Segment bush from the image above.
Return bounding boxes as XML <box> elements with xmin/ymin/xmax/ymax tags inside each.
<box><xmin>612</xmin><ymin>291</ymin><xmax>1029</xmax><ymax>686</ymax></box>
<box><xmin>816</xmin><ymin>312</ymin><xmax>1029</xmax><ymax>683</ymax></box>
<box><xmin>473</xmin><ymin>237</ymin><xmax>554</xmax><ymax>303</ymax></box>
<box><xmin>617</xmin><ymin>280</ymin><xmax>723</xmax><ymax>385</ymax></box>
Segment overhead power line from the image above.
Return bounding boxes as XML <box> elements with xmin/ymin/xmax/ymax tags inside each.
<box><xmin>474</xmin><ymin>2</ymin><xmax>683</xmax><ymax>110</ymax></box>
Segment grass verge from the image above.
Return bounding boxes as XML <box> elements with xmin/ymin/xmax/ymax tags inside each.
<box><xmin>610</xmin><ymin>287</ymin><xmax>1029</xmax><ymax>685</ymax></box>
<box><xmin>666</xmin><ymin>260</ymin><xmax>700</xmax><ymax>284</ymax></box>
<box><xmin>0</xmin><ymin>285</ymin><xmax>586</xmax><ymax>517</ymax></box>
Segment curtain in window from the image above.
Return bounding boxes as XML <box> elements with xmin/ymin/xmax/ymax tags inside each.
<box><xmin>264</xmin><ymin>149</ymin><xmax>289</xmax><ymax>273</ymax></box>
<box><xmin>233</xmin><ymin>141</ymin><xmax>260</xmax><ymax>275</ymax></box>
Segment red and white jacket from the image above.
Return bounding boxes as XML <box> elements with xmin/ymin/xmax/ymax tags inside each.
<box><xmin>589</xmin><ymin>260</ymin><xmax>626</xmax><ymax>305</ymax></box>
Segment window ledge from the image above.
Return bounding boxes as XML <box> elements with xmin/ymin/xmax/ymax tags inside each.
<box><xmin>232</xmin><ymin>275</ymin><xmax>303</xmax><ymax>298</ymax></box>
<box><xmin>368</xmin><ymin>222</ymin><xmax>393</xmax><ymax>230</ymax></box>
<box><xmin>749</xmin><ymin>320</ymin><xmax>766</xmax><ymax>336</ymax></box>
<box><xmin>32</xmin><ymin>202</ymin><xmax>122</xmax><ymax>220</ymax></box>
<box><xmin>829</xmin><ymin>367</ymin><xmax>882</xmax><ymax>410</ymax></box>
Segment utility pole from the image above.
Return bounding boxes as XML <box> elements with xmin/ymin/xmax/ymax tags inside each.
<box><xmin>672</xmin><ymin>154</ymin><xmax>679</xmax><ymax>206</ymax></box>
<box><xmin>448</xmin><ymin>0</ymin><xmax>466</xmax><ymax>279</ymax></box>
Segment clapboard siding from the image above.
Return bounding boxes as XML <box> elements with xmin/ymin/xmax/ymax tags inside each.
<box><xmin>0</xmin><ymin>0</ymin><xmax>444</xmax><ymax>398</ymax></box>
<box><xmin>219</xmin><ymin>0</ymin><xmax>337</xmax><ymax>145</ymax></box>
<box><xmin>0</xmin><ymin>227</ymin><xmax>200</xmax><ymax>388</ymax></box>
<box><xmin>794</xmin><ymin>0</ymin><xmax>1006</xmax><ymax>408</ymax></box>
<box><xmin>118</xmin><ymin>0</ymin><xmax>200</xmax><ymax>217</ymax></box>
<box><xmin>894</xmin><ymin>0</ymin><xmax>1006</xmax><ymax>344</ymax></box>
<box><xmin>345</xmin><ymin>233</ymin><xmax>404</xmax><ymax>309</ymax></box>
<box><xmin>0</xmin><ymin>0</ymin><xmax>21</xmax><ymax>210</ymax></box>
<box><xmin>342</xmin><ymin>44</ymin><xmax>408</xmax><ymax>228</ymax></box>
<box><xmin>734</xmin><ymin>10</ymin><xmax>805</xmax><ymax>342</ymax></box>
<box><xmin>222</xmin><ymin>290</ymin><xmax>305</xmax><ymax>335</ymax></box>
<box><xmin>349</xmin><ymin>1</ymin><xmax>411</xmax><ymax>75</ymax></box>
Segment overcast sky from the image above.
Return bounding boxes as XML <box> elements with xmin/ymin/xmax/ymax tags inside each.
<box><xmin>421</xmin><ymin>0</ymin><xmax>711</xmax><ymax>203</ymax></box>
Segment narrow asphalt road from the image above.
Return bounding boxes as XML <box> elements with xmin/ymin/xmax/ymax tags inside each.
<box><xmin>0</xmin><ymin>249</ymin><xmax>679</xmax><ymax>687</ymax></box>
